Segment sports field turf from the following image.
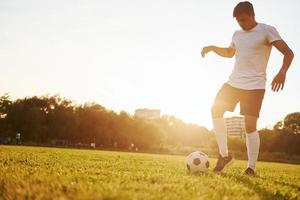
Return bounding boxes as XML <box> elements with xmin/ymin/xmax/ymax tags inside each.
<box><xmin>0</xmin><ymin>145</ymin><xmax>299</xmax><ymax>200</ymax></box>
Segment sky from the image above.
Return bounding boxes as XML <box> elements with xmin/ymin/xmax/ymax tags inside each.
<box><xmin>0</xmin><ymin>0</ymin><xmax>299</xmax><ymax>129</ymax></box>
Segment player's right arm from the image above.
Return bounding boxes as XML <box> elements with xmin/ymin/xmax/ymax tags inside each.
<box><xmin>201</xmin><ymin>45</ymin><xmax>235</xmax><ymax>58</ymax></box>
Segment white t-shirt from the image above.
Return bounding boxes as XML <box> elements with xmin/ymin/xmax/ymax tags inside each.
<box><xmin>227</xmin><ymin>23</ymin><xmax>282</xmax><ymax>90</ymax></box>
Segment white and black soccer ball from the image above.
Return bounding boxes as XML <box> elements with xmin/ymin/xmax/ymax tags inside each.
<box><xmin>186</xmin><ymin>151</ymin><xmax>209</xmax><ymax>173</ymax></box>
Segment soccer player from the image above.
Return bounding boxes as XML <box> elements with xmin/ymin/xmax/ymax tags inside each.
<box><xmin>201</xmin><ymin>1</ymin><xmax>294</xmax><ymax>175</ymax></box>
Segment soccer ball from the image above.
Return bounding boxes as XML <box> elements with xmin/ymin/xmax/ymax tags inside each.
<box><xmin>186</xmin><ymin>151</ymin><xmax>209</xmax><ymax>173</ymax></box>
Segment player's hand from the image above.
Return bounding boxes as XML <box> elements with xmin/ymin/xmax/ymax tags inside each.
<box><xmin>201</xmin><ymin>46</ymin><xmax>213</xmax><ymax>58</ymax></box>
<box><xmin>271</xmin><ymin>70</ymin><xmax>286</xmax><ymax>92</ymax></box>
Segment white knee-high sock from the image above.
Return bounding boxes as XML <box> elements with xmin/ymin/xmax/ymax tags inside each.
<box><xmin>246</xmin><ymin>131</ymin><xmax>260</xmax><ymax>171</ymax></box>
<box><xmin>212</xmin><ymin>118</ymin><xmax>228</xmax><ymax>157</ymax></box>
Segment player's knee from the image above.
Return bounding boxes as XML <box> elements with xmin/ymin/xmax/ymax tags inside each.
<box><xmin>211</xmin><ymin>104</ymin><xmax>225</xmax><ymax>118</ymax></box>
<box><xmin>245</xmin><ymin>123</ymin><xmax>257</xmax><ymax>133</ymax></box>
<box><xmin>244</xmin><ymin>116</ymin><xmax>258</xmax><ymax>133</ymax></box>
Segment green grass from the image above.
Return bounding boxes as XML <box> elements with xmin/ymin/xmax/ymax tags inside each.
<box><xmin>0</xmin><ymin>145</ymin><xmax>299</xmax><ymax>200</ymax></box>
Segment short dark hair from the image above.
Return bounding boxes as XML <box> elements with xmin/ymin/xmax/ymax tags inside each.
<box><xmin>233</xmin><ymin>1</ymin><xmax>254</xmax><ymax>17</ymax></box>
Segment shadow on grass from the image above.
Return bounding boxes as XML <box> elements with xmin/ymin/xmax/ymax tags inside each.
<box><xmin>221</xmin><ymin>173</ymin><xmax>296</xmax><ymax>200</ymax></box>
<box><xmin>185</xmin><ymin>170</ymin><xmax>216</xmax><ymax>178</ymax></box>
<box><xmin>259</xmin><ymin>177</ymin><xmax>300</xmax><ymax>192</ymax></box>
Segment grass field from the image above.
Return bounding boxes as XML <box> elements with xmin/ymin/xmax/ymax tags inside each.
<box><xmin>0</xmin><ymin>145</ymin><xmax>299</xmax><ymax>200</ymax></box>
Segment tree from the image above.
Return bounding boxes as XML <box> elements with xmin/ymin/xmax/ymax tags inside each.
<box><xmin>283</xmin><ymin>112</ymin><xmax>300</xmax><ymax>134</ymax></box>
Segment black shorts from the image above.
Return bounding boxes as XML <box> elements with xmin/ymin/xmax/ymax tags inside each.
<box><xmin>212</xmin><ymin>83</ymin><xmax>265</xmax><ymax>117</ymax></box>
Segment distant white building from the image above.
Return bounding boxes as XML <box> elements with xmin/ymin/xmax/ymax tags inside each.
<box><xmin>225</xmin><ymin>116</ymin><xmax>246</xmax><ymax>137</ymax></box>
<box><xmin>134</xmin><ymin>108</ymin><xmax>160</xmax><ymax>119</ymax></box>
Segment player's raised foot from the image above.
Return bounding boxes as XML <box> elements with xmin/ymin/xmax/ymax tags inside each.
<box><xmin>213</xmin><ymin>153</ymin><xmax>234</xmax><ymax>173</ymax></box>
<box><xmin>244</xmin><ymin>167</ymin><xmax>256</xmax><ymax>176</ymax></box>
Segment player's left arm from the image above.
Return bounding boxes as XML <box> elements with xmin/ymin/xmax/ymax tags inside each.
<box><xmin>271</xmin><ymin>40</ymin><xmax>294</xmax><ymax>92</ymax></box>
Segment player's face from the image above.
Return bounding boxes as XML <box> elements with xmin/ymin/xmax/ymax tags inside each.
<box><xmin>236</xmin><ymin>13</ymin><xmax>255</xmax><ymax>31</ymax></box>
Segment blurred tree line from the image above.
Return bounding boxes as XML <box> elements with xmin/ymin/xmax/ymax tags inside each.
<box><xmin>0</xmin><ymin>94</ymin><xmax>211</xmax><ymax>150</ymax></box>
<box><xmin>0</xmin><ymin>94</ymin><xmax>299</xmax><ymax>156</ymax></box>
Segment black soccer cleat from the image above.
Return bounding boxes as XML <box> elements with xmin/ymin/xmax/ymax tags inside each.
<box><xmin>213</xmin><ymin>153</ymin><xmax>234</xmax><ymax>173</ymax></box>
<box><xmin>244</xmin><ymin>167</ymin><xmax>256</xmax><ymax>176</ymax></box>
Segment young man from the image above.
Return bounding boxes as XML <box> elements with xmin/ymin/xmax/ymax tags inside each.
<box><xmin>201</xmin><ymin>1</ymin><xmax>294</xmax><ymax>175</ymax></box>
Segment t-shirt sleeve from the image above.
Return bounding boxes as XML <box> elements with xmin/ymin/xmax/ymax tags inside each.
<box><xmin>266</xmin><ymin>26</ymin><xmax>282</xmax><ymax>43</ymax></box>
<box><xmin>230</xmin><ymin>41</ymin><xmax>235</xmax><ymax>49</ymax></box>
<box><xmin>229</xmin><ymin>32</ymin><xmax>236</xmax><ymax>49</ymax></box>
